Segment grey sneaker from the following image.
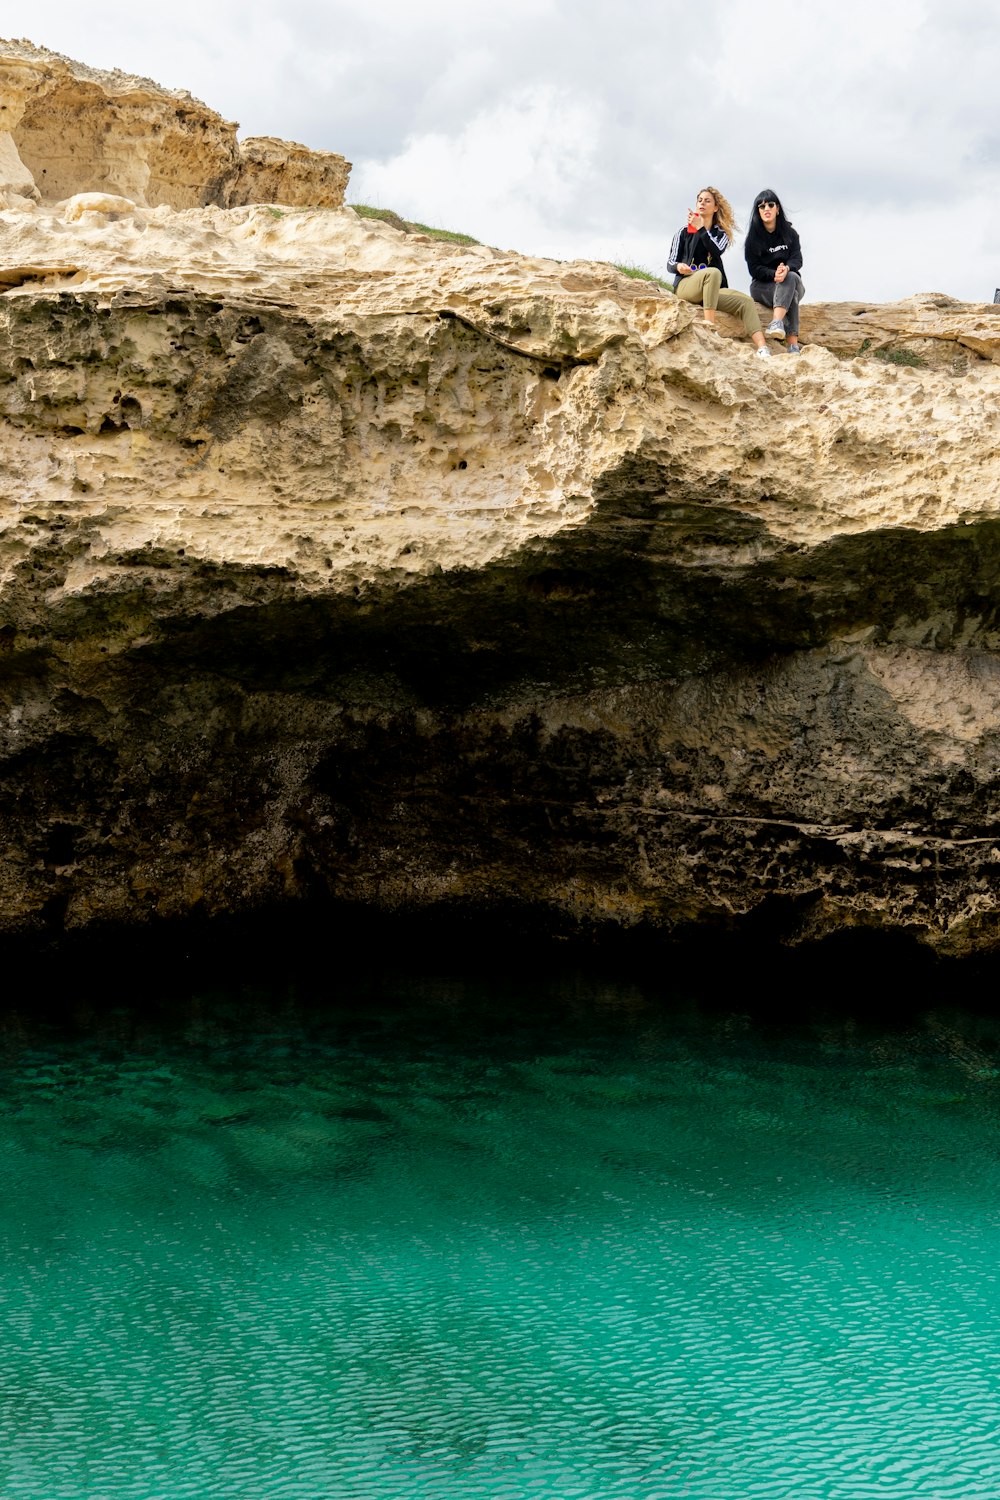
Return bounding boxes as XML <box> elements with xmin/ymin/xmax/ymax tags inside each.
<box><xmin>765</xmin><ymin>319</ymin><xmax>786</xmax><ymax>339</ymax></box>
<box><xmin>786</xmin><ymin>343</ymin><xmax>802</xmax><ymax>354</ymax></box>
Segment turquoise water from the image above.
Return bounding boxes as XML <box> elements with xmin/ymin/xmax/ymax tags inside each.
<box><xmin>2</xmin><ymin>979</ymin><xmax>1000</xmax><ymax>1498</ymax></box>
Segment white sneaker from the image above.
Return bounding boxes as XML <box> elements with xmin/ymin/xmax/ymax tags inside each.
<box><xmin>756</xmin><ymin>345</ymin><xmax>771</xmax><ymax>358</ymax></box>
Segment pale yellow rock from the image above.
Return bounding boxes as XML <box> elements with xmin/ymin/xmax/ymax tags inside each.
<box><xmin>0</xmin><ymin>189</ymin><xmax>36</xmax><ymax>212</ymax></box>
<box><xmin>3</xmin><ymin>44</ymin><xmax>1000</xmax><ymax>958</ymax></box>
<box><xmin>711</xmin><ymin>291</ymin><xmax>1000</xmax><ymax>368</ymax></box>
<box><xmin>61</xmin><ymin>191</ymin><xmax>141</xmax><ymax>221</ymax></box>
<box><xmin>228</xmin><ymin>137</ymin><xmax>350</xmax><ymax>210</ymax></box>
<box><xmin>0</xmin><ymin>37</ymin><xmax>351</xmax><ymax>209</ymax></box>
<box><xmin>0</xmin><ymin>128</ymin><xmax>37</xmax><ymax>199</ymax></box>
<box><xmin>1</xmin><ymin>197</ymin><xmax>999</xmax><ymax>590</ymax></box>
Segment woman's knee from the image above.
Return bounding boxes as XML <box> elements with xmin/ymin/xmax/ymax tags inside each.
<box><xmin>676</xmin><ymin>273</ymin><xmax>706</xmax><ymax>305</ymax></box>
<box><xmin>700</xmin><ymin>267</ymin><xmax>722</xmax><ymax>307</ymax></box>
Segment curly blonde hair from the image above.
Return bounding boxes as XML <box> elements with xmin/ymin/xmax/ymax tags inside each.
<box><xmin>697</xmin><ymin>186</ymin><xmax>738</xmax><ymax>244</ymax></box>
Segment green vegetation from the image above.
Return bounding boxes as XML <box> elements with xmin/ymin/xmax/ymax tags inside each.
<box><xmin>406</xmin><ymin>221</ymin><xmax>481</xmax><ymax>245</ymax></box>
<box><xmin>874</xmin><ymin>347</ymin><xmax>926</xmax><ymax>368</ymax></box>
<box><xmin>612</xmin><ymin>263</ymin><xmax>673</xmax><ymax>290</ymax></box>
<box><xmin>856</xmin><ymin>337</ymin><xmax>926</xmax><ymax>368</ymax></box>
<box><xmin>349</xmin><ymin>206</ymin><xmax>674</xmax><ymax>284</ymax></box>
<box><xmin>264</xmin><ymin>207</ymin><xmax>285</xmax><ymax>219</ymax></box>
<box><xmin>349</xmin><ymin>204</ymin><xmax>480</xmax><ymax>245</ymax></box>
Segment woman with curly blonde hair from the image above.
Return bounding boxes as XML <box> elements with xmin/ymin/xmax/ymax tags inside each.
<box><xmin>702</xmin><ymin>184</ymin><xmax>738</xmax><ymax>244</ymax></box>
<box><xmin>667</xmin><ymin>186</ymin><xmax>770</xmax><ymax>357</ymax></box>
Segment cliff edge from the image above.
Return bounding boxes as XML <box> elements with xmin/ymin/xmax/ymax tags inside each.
<box><xmin>3</xmin><ymin>44</ymin><xmax>1000</xmax><ymax>957</ymax></box>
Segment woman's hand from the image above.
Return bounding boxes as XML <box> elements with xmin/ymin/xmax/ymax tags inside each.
<box><xmin>774</xmin><ymin>263</ymin><xmax>788</xmax><ymax>283</ymax></box>
<box><xmin>688</xmin><ymin>210</ymin><xmax>703</xmax><ymax>231</ymax></box>
<box><xmin>677</xmin><ymin>263</ymin><xmax>693</xmax><ymax>275</ymax></box>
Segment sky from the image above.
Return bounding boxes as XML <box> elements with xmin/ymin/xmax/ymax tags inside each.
<box><xmin>11</xmin><ymin>0</ymin><xmax>1000</xmax><ymax>302</ymax></box>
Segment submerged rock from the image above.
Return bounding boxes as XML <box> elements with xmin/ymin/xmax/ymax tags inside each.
<box><xmin>3</xmin><ymin>44</ymin><xmax>1000</xmax><ymax>957</ymax></box>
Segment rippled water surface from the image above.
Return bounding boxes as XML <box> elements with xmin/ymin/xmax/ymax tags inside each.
<box><xmin>2</xmin><ymin>977</ymin><xmax>1000</xmax><ymax>1498</ymax></box>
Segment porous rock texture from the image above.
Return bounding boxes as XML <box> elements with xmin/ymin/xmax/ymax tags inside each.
<box><xmin>0</xmin><ymin>39</ymin><xmax>350</xmax><ymax>211</ymax></box>
<box><xmin>5</xmin><ymin>72</ymin><xmax>1000</xmax><ymax>956</ymax></box>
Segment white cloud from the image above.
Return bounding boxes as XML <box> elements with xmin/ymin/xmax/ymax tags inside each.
<box><xmin>352</xmin><ymin>86</ymin><xmax>605</xmax><ymax>247</ymax></box>
<box><xmin>12</xmin><ymin>0</ymin><xmax>1000</xmax><ymax>300</ymax></box>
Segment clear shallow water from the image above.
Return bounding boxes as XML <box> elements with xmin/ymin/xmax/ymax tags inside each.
<box><xmin>2</xmin><ymin>980</ymin><xmax>1000</xmax><ymax>1499</ymax></box>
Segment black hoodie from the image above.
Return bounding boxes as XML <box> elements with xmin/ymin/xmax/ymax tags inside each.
<box><xmin>745</xmin><ymin>224</ymin><xmax>803</xmax><ymax>285</ymax></box>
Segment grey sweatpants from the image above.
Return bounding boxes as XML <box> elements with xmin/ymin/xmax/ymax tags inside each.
<box><xmin>750</xmin><ymin>270</ymin><xmax>805</xmax><ymax>336</ymax></box>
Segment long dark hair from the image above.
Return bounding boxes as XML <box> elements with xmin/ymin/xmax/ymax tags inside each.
<box><xmin>744</xmin><ymin>188</ymin><xmax>794</xmax><ymax>257</ymax></box>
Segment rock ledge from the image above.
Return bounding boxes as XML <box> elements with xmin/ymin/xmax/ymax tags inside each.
<box><xmin>2</xmin><ymin>45</ymin><xmax>1000</xmax><ymax>957</ymax></box>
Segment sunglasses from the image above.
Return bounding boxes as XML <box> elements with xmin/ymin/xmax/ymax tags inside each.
<box><xmin>758</xmin><ymin>200</ymin><xmax>778</xmax><ymax>210</ymax></box>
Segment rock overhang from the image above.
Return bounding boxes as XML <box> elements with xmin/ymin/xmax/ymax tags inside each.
<box><xmin>3</xmin><ymin>45</ymin><xmax>1000</xmax><ymax>958</ymax></box>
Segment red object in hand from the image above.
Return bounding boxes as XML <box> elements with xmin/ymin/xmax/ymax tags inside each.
<box><xmin>687</xmin><ymin>214</ymin><xmax>698</xmax><ymax>231</ymax></box>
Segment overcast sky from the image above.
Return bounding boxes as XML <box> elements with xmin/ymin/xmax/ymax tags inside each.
<box><xmin>15</xmin><ymin>0</ymin><xmax>1000</xmax><ymax>302</ymax></box>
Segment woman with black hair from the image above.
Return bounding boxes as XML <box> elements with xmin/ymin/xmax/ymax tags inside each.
<box><xmin>745</xmin><ymin>190</ymin><xmax>804</xmax><ymax>353</ymax></box>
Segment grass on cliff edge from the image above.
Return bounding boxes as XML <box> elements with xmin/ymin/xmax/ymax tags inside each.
<box><xmin>350</xmin><ymin>204</ymin><xmax>481</xmax><ymax>245</ymax></box>
<box><xmin>350</xmin><ymin>205</ymin><xmax>675</xmax><ymax>288</ymax></box>
<box><xmin>612</xmin><ymin>263</ymin><xmax>674</xmax><ymax>290</ymax></box>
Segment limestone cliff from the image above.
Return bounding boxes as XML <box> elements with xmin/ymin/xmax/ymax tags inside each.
<box><xmin>0</xmin><ymin>39</ymin><xmax>349</xmax><ymax>210</ymax></box>
<box><xmin>4</xmin><ymin>50</ymin><xmax>1000</xmax><ymax>957</ymax></box>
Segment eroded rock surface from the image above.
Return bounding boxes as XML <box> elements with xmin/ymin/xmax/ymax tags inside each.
<box><xmin>719</xmin><ymin>293</ymin><xmax>1000</xmax><ymax>371</ymax></box>
<box><xmin>4</xmin><ymin>60</ymin><xmax>1000</xmax><ymax>956</ymax></box>
<box><xmin>0</xmin><ymin>38</ymin><xmax>349</xmax><ymax>210</ymax></box>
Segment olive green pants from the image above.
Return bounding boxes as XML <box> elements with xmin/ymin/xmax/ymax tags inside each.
<box><xmin>676</xmin><ymin>267</ymin><xmax>761</xmax><ymax>337</ymax></box>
